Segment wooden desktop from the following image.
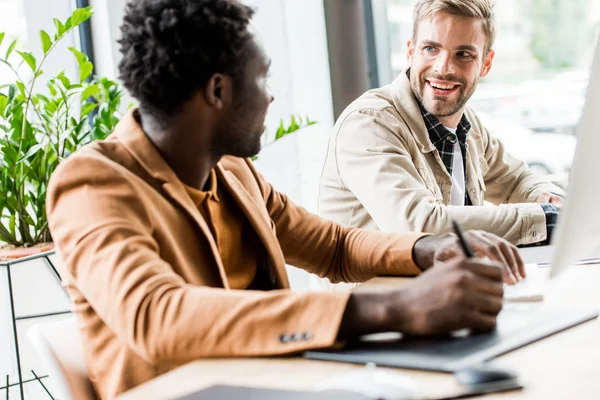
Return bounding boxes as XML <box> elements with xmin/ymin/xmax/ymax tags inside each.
<box><xmin>118</xmin><ymin>265</ymin><xmax>600</xmax><ymax>400</ymax></box>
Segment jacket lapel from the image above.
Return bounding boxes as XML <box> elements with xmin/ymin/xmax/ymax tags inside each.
<box><xmin>115</xmin><ymin>110</ymin><xmax>231</xmax><ymax>288</ymax></box>
<box><xmin>216</xmin><ymin>166</ymin><xmax>290</xmax><ymax>289</ymax></box>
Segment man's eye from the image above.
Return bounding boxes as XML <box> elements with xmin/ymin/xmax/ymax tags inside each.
<box><xmin>457</xmin><ymin>51</ymin><xmax>473</xmax><ymax>59</ymax></box>
<box><xmin>424</xmin><ymin>46</ymin><xmax>435</xmax><ymax>52</ymax></box>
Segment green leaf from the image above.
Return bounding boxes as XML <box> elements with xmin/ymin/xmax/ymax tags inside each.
<box><xmin>68</xmin><ymin>47</ymin><xmax>87</xmax><ymax>67</ymax></box>
<box><xmin>81</xmin><ymin>102</ymin><xmax>98</xmax><ymax>116</ymax></box>
<box><xmin>47</xmin><ymin>81</ymin><xmax>57</xmax><ymax>96</ymax></box>
<box><xmin>70</xmin><ymin>8</ymin><xmax>93</xmax><ymax>27</ymax></box>
<box><xmin>5</xmin><ymin>39</ymin><xmax>17</xmax><ymax>59</ymax></box>
<box><xmin>40</xmin><ymin>30</ymin><xmax>52</xmax><ymax>54</ymax></box>
<box><xmin>0</xmin><ymin>32</ymin><xmax>5</xmax><ymax>48</ymax></box>
<box><xmin>81</xmin><ymin>85</ymin><xmax>99</xmax><ymax>101</ymax></box>
<box><xmin>289</xmin><ymin>115</ymin><xmax>299</xmax><ymax>132</ymax></box>
<box><xmin>53</xmin><ymin>18</ymin><xmax>66</xmax><ymax>38</ymax></box>
<box><xmin>0</xmin><ymin>95</ymin><xmax>7</xmax><ymax>117</ymax></box>
<box><xmin>9</xmin><ymin>214</ymin><xmax>15</xmax><ymax>237</ymax></box>
<box><xmin>57</xmin><ymin>73</ymin><xmax>71</xmax><ymax>88</ymax></box>
<box><xmin>17</xmin><ymin>51</ymin><xmax>36</xmax><ymax>72</ymax></box>
<box><xmin>15</xmin><ymin>81</ymin><xmax>26</xmax><ymax>96</ymax></box>
<box><xmin>275</xmin><ymin>120</ymin><xmax>285</xmax><ymax>140</ymax></box>
<box><xmin>80</xmin><ymin>62</ymin><xmax>93</xmax><ymax>82</ymax></box>
<box><xmin>64</xmin><ymin>17</ymin><xmax>72</xmax><ymax>31</ymax></box>
<box><xmin>17</xmin><ymin>144</ymin><xmax>43</xmax><ymax>163</ymax></box>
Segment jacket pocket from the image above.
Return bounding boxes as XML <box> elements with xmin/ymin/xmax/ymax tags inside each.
<box><xmin>471</xmin><ymin>174</ymin><xmax>487</xmax><ymax>205</ymax></box>
<box><xmin>417</xmin><ymin>167</ymin><xmax>443</xmax><ymax>200</ymax></box>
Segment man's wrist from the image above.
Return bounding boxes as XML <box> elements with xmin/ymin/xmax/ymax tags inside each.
<box><xmin>337</xmin><ymin>292</ymin><xmax>389</xmax><ymax>340</ymax></box>
<box><xmin>412</xmin><ymin>234</ymin><xmax>448</xmax><ymax>270</ymax></box>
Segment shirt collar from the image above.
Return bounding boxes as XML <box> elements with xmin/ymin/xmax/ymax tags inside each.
<box><xmin>416</xmin><ymin>98</ymin><xmax>472</xmax><ymax>148</ymax></box>
<box><xmin>183</xmin><ymin>169</ymin><xmax>220</xmax><ymax>205</ymax></box>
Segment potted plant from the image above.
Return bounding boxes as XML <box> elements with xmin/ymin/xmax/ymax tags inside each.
<box><xmin>0</xmin><ymin>7</ymin><xmax>125</xmax><ymax>260</ymax></box>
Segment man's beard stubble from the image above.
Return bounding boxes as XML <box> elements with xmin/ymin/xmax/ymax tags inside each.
<box><xmin>411</xmin><ymin>73</ymin><xmax>476</xmax><ymax>118</ymax></box>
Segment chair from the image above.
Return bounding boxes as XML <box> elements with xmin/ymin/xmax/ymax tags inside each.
<box><xmin>27</xmin><ymin>316</ymin><xmax>97</xmax><ymax>400</ymax></box>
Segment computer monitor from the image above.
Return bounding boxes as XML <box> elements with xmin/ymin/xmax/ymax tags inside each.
<box><xmin>550</xmin><ymin>34</ymin><xmax>600</xmax><ymax>279</ymax></box>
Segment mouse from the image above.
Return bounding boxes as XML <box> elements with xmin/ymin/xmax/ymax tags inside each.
<box><xmin>454</xmin><ymin>364</ymin><xmax>519</xmax><ymax>386</ymax></box>
<box><xmin>315</xmin><ymin>362</ymin><xmax>420</xmax><ymax>400</ymax></box>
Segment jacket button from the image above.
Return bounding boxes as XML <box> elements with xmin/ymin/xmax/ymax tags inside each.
<box><xmin>292</xmin><ymin>332</ymin><xmax>303</xmax><ymax>342</ymax></box>
<box><xmin>279</xmin><ymin>334</ymin><xmax>292</xmax><ymax>343</ymax></box>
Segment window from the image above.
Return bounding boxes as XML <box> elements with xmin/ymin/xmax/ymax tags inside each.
<box><xmin>376</xmin><ymin>0</ymin><xmax>600</xmax><ymax>185</ymax></box>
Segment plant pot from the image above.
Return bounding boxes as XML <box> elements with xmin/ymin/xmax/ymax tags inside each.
<box><xmin>0</xmin><ymin>243</ymin><xmax>55</xmax><ymax>262</ymax></box>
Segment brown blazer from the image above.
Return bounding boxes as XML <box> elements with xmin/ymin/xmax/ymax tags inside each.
<box><xmin>46</xmin><ymin>110</ymin><xmax>425</xmax><ymax>399</ymax></box>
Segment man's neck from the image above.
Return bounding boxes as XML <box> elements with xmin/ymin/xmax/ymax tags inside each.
<box><xmin>434</xmin><ymin>112</ymin><xmax>462</xmax><ymax>129</ymax></box>
<box><xmin>139</xmin><ymin>109</ymin><xmax>221</xmax><ymax>191</ymax></box>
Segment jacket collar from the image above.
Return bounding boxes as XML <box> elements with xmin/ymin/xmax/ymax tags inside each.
<box><xmin>112</xmin><ymin>109</ymin><xmax>289</xmax><ymax>289</ymax></box>
<box><xmin>391</xmin><ymin>69</ymin><xmax>437</xmax><ymax>153</ymax></box>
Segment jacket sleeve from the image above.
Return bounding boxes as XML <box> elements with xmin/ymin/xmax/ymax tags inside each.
<box><xmin>47</xmin><ymin>154</ymin><xmax>351</xmax><ymax>364</ymax></box>
<box><xmin>244</xmin><ymin>159</ymin><xmax>425</xmax><ymax>283</ymax></box>
<box><xmin>477</xmin><ymin>124</ymin><xmax>565</xmax><ymax>205</ymax></box>
<box><xmin>326</xmin><ymin>108</ymin><xmax>550</xmax><ymax>246</ymax></box>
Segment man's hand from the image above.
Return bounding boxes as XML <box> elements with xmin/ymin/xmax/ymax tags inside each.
<box><xmin>338</xmin><ymin>257</ymin><xmax>504</xmax><ymax>338</ymax></box>
<box><xmin>535</xmin><ymin>192</ymin><xmax>563</xmax><ymax>208</ymax></box>
<box><xmin>413</xmin><ymin>231</ymin><xmax>525</xmax><ymax>284</ymax></box>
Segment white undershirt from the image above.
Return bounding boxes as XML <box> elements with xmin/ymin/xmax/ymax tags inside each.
<box><xmin>445</xmin><ymin>126</ymin><xmax>466</xmax><ymax>206</ymax></box>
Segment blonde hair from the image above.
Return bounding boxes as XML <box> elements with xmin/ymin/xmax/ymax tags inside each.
<box><xmin>412</xmin><ymin>0</ymin><xmax>496</xmax><ymax>54</ymax></box>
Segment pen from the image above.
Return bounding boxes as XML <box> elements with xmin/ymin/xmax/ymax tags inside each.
<box><xmin>451</xmin><ymin>220</ymin><xmax>475</xmax><ymax>258</ymax></box>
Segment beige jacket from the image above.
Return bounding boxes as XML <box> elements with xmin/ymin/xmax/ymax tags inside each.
<box><xmin>318</xmin><ymin>70</ymin><xmax>563</xmax><ymax>245</ymax></box>
<box><xmin>47</xmin><ymin>110</ymin><xmax>425</xmax><ymax>399</ymax></box>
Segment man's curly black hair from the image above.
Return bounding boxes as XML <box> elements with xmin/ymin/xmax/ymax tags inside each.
<box><xmin>118</xmin><ymin>0</ymin><xmax>254</xmax><ymax>116</ymax></box>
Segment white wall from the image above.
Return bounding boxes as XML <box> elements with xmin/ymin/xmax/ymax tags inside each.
<box><xmin>89</xmin><ymin>0</ymin><xmax>335</xmax><ymax>134</ymax></box>
<box><xmin>244</xmin><ymin>0</ymin><xmax>335</xmax><ymax>134</ymax></box>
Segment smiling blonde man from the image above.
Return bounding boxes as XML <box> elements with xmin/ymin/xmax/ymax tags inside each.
<box><xmin>319</xmin><ymin>0</ymin><xmax>563</xmax><ymax>247</ymax></box>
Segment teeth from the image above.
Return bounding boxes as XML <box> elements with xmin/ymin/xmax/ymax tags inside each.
<box><xmin>430</xmin><ymin>82</ymin><xmax>455</xmax><ymax>90</ymax></box>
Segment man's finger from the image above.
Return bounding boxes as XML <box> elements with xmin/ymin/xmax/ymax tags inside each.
<box><xmin>511</xmin><ymin>245</ymin><xmax>526</xmax><ymax>279</ymax></box>
<box><xmin>469</xmin><ymin>233</ymin><xmax>517</xmax><ymax>284</ymax></box>
<box><xmin>460</xmin><ymin>290</ymin><xmax>503</xmax><ymax>315</ymax></box>
<box><xmin>469</xmin><ymin>273</ymin><xmax>505</xmax><ymax>297</ymax></box>
<box><xmin>536</xmin><ymin>193</ymin><xmax>551</xmax><ymax>203</ymax></box>
<box><xmin>459</xmin><ymin>309</ymin><xmax>498</xmax><ymax>332</ymax></box>
<box><xmin>458</xmin><ymin>259</ymin><xmax>504</xmax><ymax>282</ymax></box>
<box><xmin>481</xmin><ymin>231</ymin><xmax>521</xmax><ymax>283</ymax></box>
<box><xmin>550</xmin><ymin>195</ymin><xmax>564</xmax><ymax>206</ymax></box>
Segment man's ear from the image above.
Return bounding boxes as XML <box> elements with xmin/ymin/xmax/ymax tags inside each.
<box><xmin>480</xmin><ymin>49</ymin><xmax>495</xmax><ymax>78</ymax></box>
<box><xmin>406</xmin><ymin>39</ymin><xmax>415</xmax><ymax>66</ymax></box>
<box><xmin>204</xmin><ymin>73</ymin><xmax>232</xmax><ymax>110</ymax></box>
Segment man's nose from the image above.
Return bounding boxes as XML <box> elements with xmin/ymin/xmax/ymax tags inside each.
<box><xmin>433</xmin><ymin>52</ymin><xmax>454</xmax><ymax>75</ymax></box>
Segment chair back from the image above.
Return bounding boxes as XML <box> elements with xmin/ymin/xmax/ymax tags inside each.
<box><xmin>27</xmin><ymin>316</ymin><xmax>97</xmax><ymax>400</ymax></box>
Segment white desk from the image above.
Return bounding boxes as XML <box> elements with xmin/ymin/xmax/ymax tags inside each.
<box><xmin>118</xmin><ymin>265</ymin><xmax>600</xmax><ymax>400</ymax></box>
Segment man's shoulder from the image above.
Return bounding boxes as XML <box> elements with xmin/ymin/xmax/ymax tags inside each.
<box><xmin>341</xmin><ymin>84</ymin><xmax>401</xmax><ymax>117</ymax></box>
<box><xmin>49</xmin><ymin>137</ymin><xmax>147</xmax><ymax>193</ymax></box>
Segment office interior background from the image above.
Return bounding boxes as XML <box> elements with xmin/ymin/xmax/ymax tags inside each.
<box><xmin>0</xmin><ymin>0</ymin><xmax>599</xmax><ymax>397</ymax></box>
